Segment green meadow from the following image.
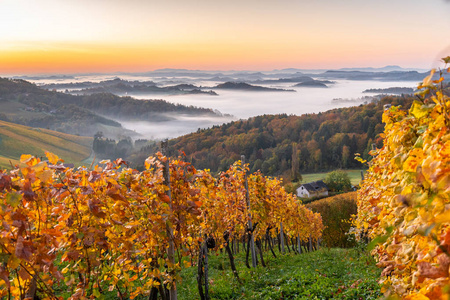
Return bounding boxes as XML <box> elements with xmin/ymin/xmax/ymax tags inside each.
<box><xmin>300</xmin><ymin>170</ymin><xmax>365</xmax><ymax>186</ymax></box>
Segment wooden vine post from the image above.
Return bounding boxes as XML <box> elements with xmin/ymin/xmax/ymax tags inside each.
<box><xmin>280</xmin><ymin>221</ymin><xmax>285</xmax><ymax>254</ymax></box>
<box><xmin>309</xmin><ymin>234</ymin><xmax>313</xmax><ymax>252</ymax></box>
<box><xmin>241</xmin><ymin>155</ymin><xmax>257</xmax><ymax>268</ymax></box>
<box><xmin>297</xmin><ymin>234</ymin><xmax>302</xmax><ymax>254</ymax></box>
<box><xmin>203</xmin><ymin>241</ymin><xmax>210</xmax><ymax>300</ymax></box>
<box><xmin>161</xmin><ymin>140</ymin><xmax>178</xmax><ymax>300</ymax></box>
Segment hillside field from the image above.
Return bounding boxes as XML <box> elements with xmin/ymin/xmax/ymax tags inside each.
<box><xmin>0</xmin><ymin>120</ymin><xmax>93</xmax><ymax>169</ymax></box>
<box><xmin>301</xmin><ymin>169</ymin><xmax>364</xmax><ymax>186</ymax></box>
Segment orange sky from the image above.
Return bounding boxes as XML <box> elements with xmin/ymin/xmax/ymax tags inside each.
<box><xmin>1</xmin><ymin>0</ymin><xmax>449</xmax><ymax>74</ymax></box>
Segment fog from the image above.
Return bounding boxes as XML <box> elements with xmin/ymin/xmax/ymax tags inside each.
<box><xmin>28</xmin><ymin>75</ymin><xmax>418</xmax><ymax>139</ymax></box>
<box><xmin>118</xmin><ymin>79</ymin><xmax>416</xmax><ymax>139</ymax></box>
<box><xmin>119</xmin><ymin>114</ymin><xmax>234</xmax><ymax>140</ymax></box>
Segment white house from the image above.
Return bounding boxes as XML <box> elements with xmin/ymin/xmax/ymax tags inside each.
<box><xmin>296</xmin><ymin>180</ymin><xmax>329</xmax><ymax>199</ymax></box>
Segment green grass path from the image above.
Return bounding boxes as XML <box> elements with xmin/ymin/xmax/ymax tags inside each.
<box><xmin>178</xmin><ymin>248</ymin><xmax>381</xmax><ymax>300</ymax></box>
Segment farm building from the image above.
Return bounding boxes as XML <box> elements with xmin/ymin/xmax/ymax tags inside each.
<box><xmin>296</xmin><ymin>180</ymin><xmax>329</xmax><ymax>198</ymax></box>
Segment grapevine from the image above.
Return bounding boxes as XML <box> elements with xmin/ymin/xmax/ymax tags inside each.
<box><xmin>356</xmin><ymin>57</ymin><xmax>450</xmax><ymax>299</ymax></box>
<box><xmin>0</xmin><ymin>151</ymin><xmax>323</xmax><ymax>299</ymax></box>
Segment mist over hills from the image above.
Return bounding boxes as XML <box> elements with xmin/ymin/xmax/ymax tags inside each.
<box><xmin>134</xmin><ymin>68</ymin><xmax>433</xmax><ymax>82</ymax></box>
<box><xmin>4</xmin><ymin>66</ymin><xmax>444</xmax><ymax>142</ymax></box>
<box><xmin>213</xmin><ymin>82</ymin><xmax>296</xmax><ymax>92</ymax></box>
<box><xmin>336</xmin><ymin>65</ymin><xmax>419</xmax><ymax>72</ymax></box>
<box><xmin>41</xmin><ymin>78</ymin><xmax>218</xmax><ymax>96</ymax></box>
<box><xmin>2</xmin><ymin>69</ymin><xmax>448</xmax><ymax>176</ymax></box>
<box><xmin>0</xmin><ymin>78</ymin><xmax>222</xmax><ymax>138</ymax></box>
<box><xmin>317</xmin><ymin>70</ymin><xmax>431</xmax><ymax>81</ymax></box>
<box><xmin>13</xmin><ymin>65</ymin><xmax>431</xmax><ymax>84</ymax></box>
<box><xmin>5</xmin><ymin>66</ymin><xmax>439</xmax><ymax>142</ymax></box>
<box><xmin>128</xmin><ymin>94</ymin><xmax>419</xmax><ymax>176</ymax></box>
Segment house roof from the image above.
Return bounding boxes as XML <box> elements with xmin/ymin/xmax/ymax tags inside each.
<box><xmin>299</xmin><ymin>180</ymin><xmax>328</xmax><ymax>192</ymax></box>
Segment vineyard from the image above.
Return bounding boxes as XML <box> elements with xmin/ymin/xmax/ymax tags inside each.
<box><xmin>2</xmin><ymin>60</ymin><xmax>449</xmax><ymax>300</ymax></box>
<box><xmin>356</xmin><ymin>58</ymin><xmax>450</xmax><ymax>299</ymax></box>
<box><xmin>0</xmin><ymin>147</ymin><xmax>323</xmax><ymax>299</ymax></box>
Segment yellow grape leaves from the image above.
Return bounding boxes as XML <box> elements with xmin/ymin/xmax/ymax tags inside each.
<box><xmin>403</xmin><ymin>148</ymin><xmax>425</xmax><ymax>173</ymax></box>
<box><xmin>418</xmin><ymin>69</ymin><xmax>436</xmax><ymax>89</ymax></box>
<box><xmin>404</xmin><ymin>293</ymin><xmax>431</xmax><ymax>300</ymax></box>
<box><xmin>19</xmin><ymin>154</ymin><xmax>35</xmax><ymax>165</ymax></box>
<box><xmin>356</xmin><ymin>63</ymin><xmax>450</xmax><ymax>298</ymax></box>
<box><xmin>409</xmin><ymin>101</ymin><xmax>430</xmax><ymax>120</ymax></box>
<box><xmin>45</xmin><ymin>151</ymin><xmax>60</xmax><ymax>165</ymax></box>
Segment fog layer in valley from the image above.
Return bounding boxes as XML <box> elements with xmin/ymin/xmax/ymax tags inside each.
<box><xmin>119</xmin><ymin>114</ymin><xmax>234</xmax><ymax>139</ymax></box>
<box><xmin>141</xmin><ymin>80</ymin><xmax>417</xmax><ymax>119</ymax></box>
<box><xmin>118</xmin><ymin>79</ymin><xmax>416</xmax><ymax>139</ymax></box>
<box><xmin>27</xmin><ymin>74</ymin><xmax>419</xmax><ymax>139</ymax></box>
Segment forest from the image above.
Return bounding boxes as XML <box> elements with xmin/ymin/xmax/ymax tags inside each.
<box><xmin>129</xmin><ymin>95</ymin><xmax>417</xmax><ymax>179</ymax></box>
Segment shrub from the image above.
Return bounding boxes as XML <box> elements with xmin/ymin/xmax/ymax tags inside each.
<box><xmin>324</xmin><ymin>170</ymin><xmax>352</xmax><ymax>192</ymax></box>
<box><xmin>306</xmin><ymin>192</ymin><xmax>357</xmax><ymax>248</ymax></box>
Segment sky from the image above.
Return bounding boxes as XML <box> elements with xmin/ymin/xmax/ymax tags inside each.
<box><xmin>1</xmin><ymin>0</ymin><xmax>449</xmax><ymax>74</ymax></box>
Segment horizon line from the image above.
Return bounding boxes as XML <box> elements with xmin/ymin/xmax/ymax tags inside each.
<box><xmin>1</xmin><ymin>65</ymin><xmax>432</xmax><ymax>77</ymax></box>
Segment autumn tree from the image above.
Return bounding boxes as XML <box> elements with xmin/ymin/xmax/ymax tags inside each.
<box><xmin>324</xmin><ymin>170</ymin><xmax>352</xmax><ymax>192</ymax></box>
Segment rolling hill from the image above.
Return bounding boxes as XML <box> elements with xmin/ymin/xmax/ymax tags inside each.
<box><xmin>0</xmin><ymin>120</ymin><xmax>93</xmax><ymax>169</ymax></box>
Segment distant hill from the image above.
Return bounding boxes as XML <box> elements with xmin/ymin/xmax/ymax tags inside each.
<box><xmin>294</xmin><ymin>81</ymin><xmax>328</xmax><ymax>88</ymax></box>
<box><xmin>252</xmin><ymin>76</ymin><xmax>315</xmax><ymax>84</ymax></box>
<box><xmin>214</xmin><ymin>82</ymin><xmax>295</xmax><ymax>92</ymax></box>
<box><xmin>363</xmin><ymin>87</ymin><xmax>415</xmax><ymax>94</ymax></box>
<box><xmin>41</xmin><ymin>78</ymin><xmax>218</xmax><ymax>96</ymax></box>
<box><xmin>271</xmin><ymin>66</ymin><xmax>427</xmax><ymax>74</ymax></box>
<box><xmin>0</xmin><ymin>120</ymin><xmax>92</xmax><ymax>169</ymax></box>
<box><xmin>316</xmin><ymin>70</ymin><xmax>431</xmax><ymax>81</ymax></box>
<box><xmin>336</xmin><ymin>66</ymin><xmax>427</xmax><ymax>72</ymax></box>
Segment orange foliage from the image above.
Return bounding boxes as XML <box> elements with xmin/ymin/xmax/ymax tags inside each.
<box><xmin>0</xmin><ymin>152</ymin><xmax>323</xmax><ymax>299</ymax></box>
<box><xmin>356</xmin><ymin>60</ymin><xmax>450</xmax><ymax>299</ymax></box>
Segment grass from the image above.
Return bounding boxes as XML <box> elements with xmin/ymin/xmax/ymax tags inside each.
<box><xmin>0</xmin><ymin>120</ymin><xmax>93</xmax><ymax>169</ymax></box>
<box><xmin>55</xmin><ymin>247</ymin><xmax>381</xmax><ymax>300</ymax></box>
<box><xmin>177</xmin><ymin>248</ymin><xmax>381</xmax><ymax>300</ymax></box>
<box><xmin>46</xmin><ymin>247</ymin><xmax>380</xmax><ymax>300</ymax></box>
<box><xmin>301</xmin><ymin>169</ymin><xmax>365</xmax><ymax>186</ymax></box>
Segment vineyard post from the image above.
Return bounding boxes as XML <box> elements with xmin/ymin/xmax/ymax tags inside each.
<box><xmin>161</xmin><ymin>140</ymin><xmax>178</xmax><ymax>300</ymax></box>
<box><xmin>297</xmin><ymin>234</ymin><xmax>302</xmax><ymax>254</ymax></box>
<box><xmin>309</xmin><ymin>234</ymin><xmax>312</xmax><ymax>252</ymax></box>
<box><xmin>197</xmin><ymin>244</ymin><xmax>205</xmax><ymax>300</ymax></box>
<box><xmin>241</xmin><ymin>155</ymin><xmax>257</xmax><ymax>268</ymax></box>
<box><xmin>203</xmin><ymin>241</ymin><xmax>210</xmax><ymax>300</ymax></box>
<box><xmin>280</xmin><ymin>222</ymin><xmax>285</xmax><ymax>254</ymax></box>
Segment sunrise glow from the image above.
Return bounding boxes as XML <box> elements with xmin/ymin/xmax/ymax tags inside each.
<box><xmin>1</xmin><ymin>0</ymin><xmax>449</xmax><ymax>74</ymax></box>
